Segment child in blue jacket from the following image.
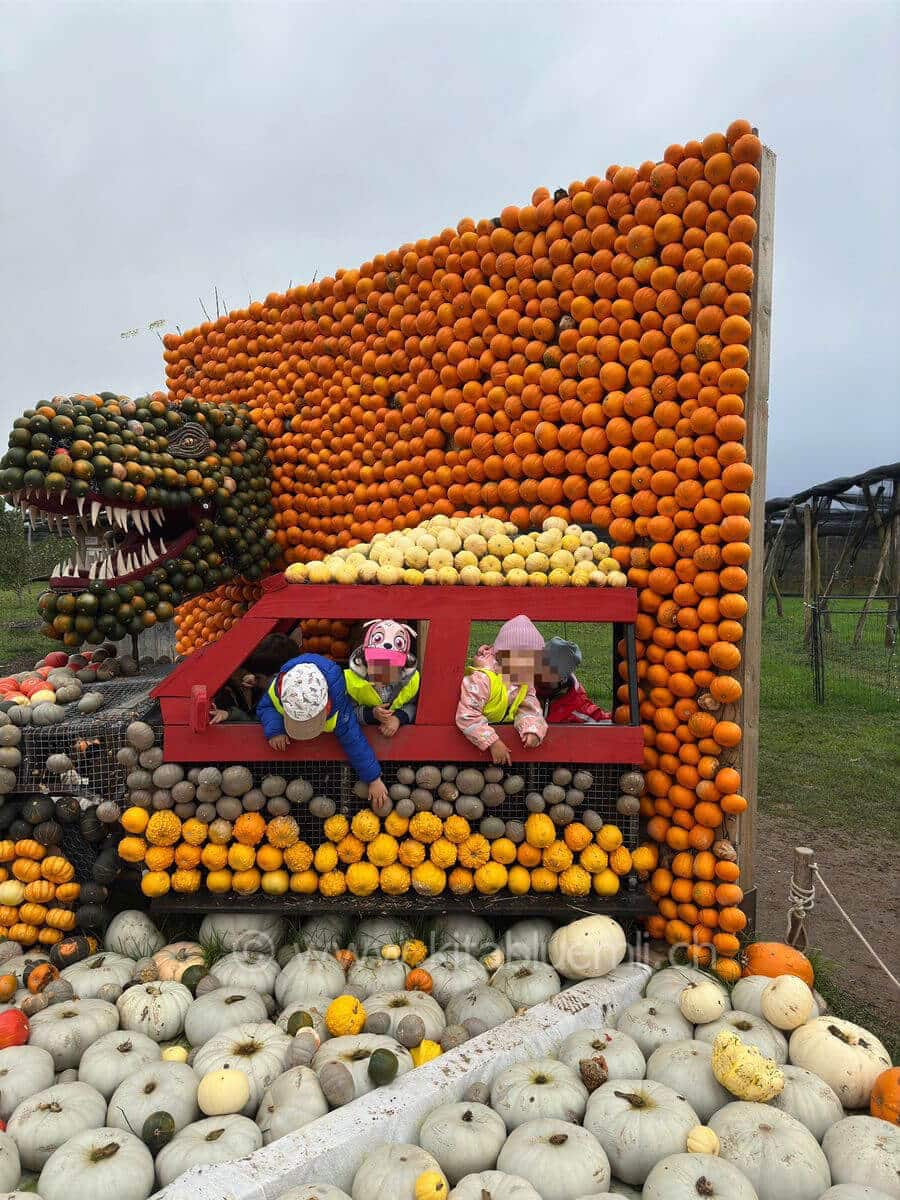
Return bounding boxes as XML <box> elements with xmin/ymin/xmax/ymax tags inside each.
<box><xmin>256</xmin><ymin>654</ymin><xmax>389</xmax><ymax>812</ymax></box>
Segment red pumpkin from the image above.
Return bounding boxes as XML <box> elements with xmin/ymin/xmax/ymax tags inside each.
<box><xmin>44</xmin><ymin>652</ymin><xmax>69</xmax><ymax>668</ymax></box>
<box><xmin>0</xmin><ymin>1010</ymin><xmax>29</xmax><ymax>1049</ymax></box>
<box><xmin>741</xmin><ymin>941</ymin><xmax>814</xmax><ymax>987</ymax></box>
<box><xmin>870</xmin><ymin>1067</ymin><xmax>900</xmax><ymax>1125</ymax></box>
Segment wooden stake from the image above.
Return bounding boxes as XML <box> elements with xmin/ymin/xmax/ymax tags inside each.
<box><xmin>786</xmin><ymin>846</ymin><xmax>815</xmax><ymax>950</ymax></box>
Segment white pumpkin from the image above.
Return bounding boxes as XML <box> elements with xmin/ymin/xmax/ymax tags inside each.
<box><xmin>0</xmin><ymin>1131</ymin><xmax>18</xmax><ymax>1192</ymax></box>
<box><xmin>8</xmin><ymin>1081</ymin><xmax>108</xmax><ymax>1170</ymax></box>
<box><xmin>491</xmin><ymin>1058</ymin><xmax>588</xmax><ymax>1131</ymax></box>
<box><xmin>446</xmin><ymin>985</ymin><xmax>514</xmax><ymax>1032</ymax></box>
<box><xmin>107</xmin><ymin>1061</ymin><xmax>198</xmax><ymax>1134</ymax></box>
<box><xmin>184</xmin><ymin>987</ymin><xmax>269</xmax><ymax>1047</ymax></box>
<box><xmin>489</xmin><ymin>961</ymin><xmax>561</xmax><ymax>1009</ymax></box>
<box><xmin>192</xmin><ymin>1021</ymin><xmax>291</xmax><ymax>1113</ymax></box>
<box><xmin>644</xmin><ymin>965</ymin><xmax>712</xmax><ymax>1006</ymax></box>
<box><xmin>421</xmin><ymin>952</ymin><xmax>489</xmax><ymax>1006</ymax></box>
<box><xmin>761</xmin><ymin>976</ymin><xmax>815</xmax><ymax>1031</ymax></box>
<box><xmin>709</xmin><ymin>1100</ymin><xmax>831</xmax><ymax>1200</ymax></box>
<box><xmin>345</xmin><ymin>956</ymin><xmax>408</xmax><ymax>1000</ymax></box>
<box><xmin>679</xmin><ymin>979</ymin><xmax>730</xmax><ymax>1024</ymax></box>
<box><xmin>363</xmin><ymin>990</ymin><xmax>447</xmax><ymax>1042</ymax></box>
<box><xmin>557</xmin><ymin>1027</ymin><xmax>646</xmax><ymax>1079</ymax></box>
<box><xmin>431</xmin><ymin>914</ymin><xmax>495</xmax><ymax>956</ymax></box>
<box><xmin>645</xmin><ymin>1041</ymin><xmax>732</xmax><ymax>1122</ymax></box>
<box><xmin>419</xmin><ymin>1101</ymin><xmax>507</xmax><ymax>1183</ymax></box>
<box><xmin>213</xmin><ymin>950</ymin><xmax>280</xmax><ymax>995</ymax></box>
<box><xmin>500</xmin><ymin>918</ymin><xmax>556</xmax><ymax>963</ymax></box>
<box><xmin>448</xmin><ymin>1170</ymin><xmax>542</xmax><ymax>1200</ymax></box>
<box><xmin>104</xmin><ymin>910</ymin><xmax>165</xmax><ymax>959</ymax></box>
<box><xmin>694</xmin><ymin>1011</ymin><xmax>788</xmax><ymax>1063</ymax></box>
<box><xmin>496</xmin><ymin>1118</ymin><xmax>611</xmax><ymax>1200</ymax></box>
<box><xmin>616</xmin><ymin>998</ymin><xmax>694</xmax><ymax>1057</ymax></box>
<box><xmin>313</xmin><ymin>1034</ymin><xmax>413</xmax><ymax>1101</ymax></box>
<box><xmin>351</xmin><ymin>1142</ymin><xmax>445</xmax><ymax>1200</ymax></box>
<box><xmin>299</xmin><ymin>912</ymin><xmax>353</xmax><ymax>952</ymax></box>
<box><xmin>77</xmin><ymin>1030</ymin><xmax>161</xmax><ymax>1099</ymax></box>
<box><xmin>351</xmin><ymin>918</ymin><xmax>415</xmax><ymax>957</ymax></box>
<box><xmin>819</xmin><ymin>1188</ymin><xmax>896</xmax><ymax>1200</ymax></box>
<box><xmin>789</xmin><ymin>1017</ymin><xmax>891</xmax><ymax>1109</ymax></box>
<box><xmin>116</xmin><ymin>981</ymin><xmax>192</xmax><ymax>1042</ymax></box>
<box><xmin>822</xmin><ymin>1116</ymin><xmax>900</xmax><ymax>1198</ymax></box>
<box><xmin>60</xmin><ymin>953</ymin><xmax>135</xmax><ymax>1000</ymax></box>
<box><xmin>197</xmin><ymin>1067</ymin><xmax>250</xmax><ymax>1116</ymax></box>
<box><xmin>643</xmin><ymin>1152</ymin><xmax>760</xmax><ymax>1199</ymax></box>
<box><xmin>768</xmin><ymin>1064</ymin><xmax>844</xmax><ymax>1140</ymax></box>
<box><xmin>36</xmin><ymin>1126</ymin><xmax>154</xmax><ymax>1200</ymax></box>
<box><xmin>0</xmin><ymin>1045</ymin><xmax>56</xmax><ymax>1120</ymax></box>
<box><xmin>547</xmin><ymin>915</ymin><xmax>626</xmax><ymax>980</ymax></box>
<box><xmin>255</xmin><ymin>1065</ymin><xmax>329</xmax><ymax>1143</ymax></box>
<box><xmin>199</xmin><ymin>913</ymin><xmax>283</xmax><ymax>954</ymax></box>
<box><xmin>279</xmin><ymin>1188</ymin><xmax>353</xmax><ymax>1200</ymax></box>
<box><xmin>276</xmin><ymin>999</ymin><xmax>331</xmax><ymax>1043</ymax></box>
<box><xmin>584</xmin><ymin>1078</ymin><xmax>700</xmax><ymax>1185</ymax></box>
<box><xmin>155</xmin><ymin>1114</ymin><xmax>262</xmax><ymax>1188</ymax></box>
<box><xmin>276</xmin><ymin>951</ymin><xmax>348</xmax><ymax>1008</ymax></box>
<box><xmin>28</xmin><ymin>999</ymin><xmax>119</xmax><ymax>1070</ymax></box>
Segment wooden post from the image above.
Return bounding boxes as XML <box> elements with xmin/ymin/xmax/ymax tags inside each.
<box><xmin>887</xmin><ymin>510</ymin><xmax>899</xmax><ymax>648</ymax></box>
<box><xmin>763</xmin><ymin>500</ymin><xmax>795</xmax><ymax>613</ymax></box>
<box><xmin>853</xmin><ymin>517</ymin><xmax>892</xmax><ymax>647</ymax></box>
<box><xmin>786</xmin><ymin>847</ymin><xmax>816</xmax><ymax>951</ymax></box>
<box><xmin>734</xmin><ymin>144</ymin><xmax>775</xmax><ymax>891</ymax></box>
<box><xmin>802</xmin><ymin>503</ymin><xmax>815</xmax><ymax>641</ymax></box>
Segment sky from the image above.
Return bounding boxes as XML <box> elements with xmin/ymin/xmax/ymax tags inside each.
<box><xmin>1</xmin><ymin>0</ymin><xmax>898</xmax><ymax>499</ymax></box>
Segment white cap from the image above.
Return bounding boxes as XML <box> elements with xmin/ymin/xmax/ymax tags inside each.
<box><xmin>280</xmin><ymin>663</ymin><xmax>329</xmax><ymax>739</ymax></box>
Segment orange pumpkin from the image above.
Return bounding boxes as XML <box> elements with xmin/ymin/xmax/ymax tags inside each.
<box><xmin>0</xmin><ymin>974</ymin><xmax>16</xmax><ymax>1001</ymax></box>
<box><xmin>405</xmin><ymin>969</ymin><xmax>433</xmax><ymax>994</ymax></box>
<box><xmin>25</xmin><ymin>961</ymin><xmax>59</xmax><ymax>994</ymax></box>
<box><xmin>870</xmin><ymin>1067</ymin><xmax>900</xmax><ymax>1125</ymax></box>
<box><xmin>741</xmin><ymin>941</ymin><xmax>814</xmax><ymax>986</ymax></box>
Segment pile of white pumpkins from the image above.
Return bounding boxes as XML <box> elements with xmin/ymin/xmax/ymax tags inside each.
<box><xmin>0</xmin><ymin>906</ymin><xmax>895</xmax><ymax>1200</ymax></box>
<box><xmin>0</xmin><ymin>907</ymin><xmax>626</xmax><ymax>1198</ymax></box>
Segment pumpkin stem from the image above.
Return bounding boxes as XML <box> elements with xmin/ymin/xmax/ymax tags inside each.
<box><xmin>117</xmin><ymin>1040</ymin><xmax>134</xmax><ymax>1053</ymax></box>
<box><xmin>547</xmin><ymin>1133</ymin><xmax>568</xmax><ymax>1145</ymax></box>
<box><xmin>225</xmin><ymin>995</ymin><xmax>246</xmax><ymax>1004</ymax></box>
<box><xmin>695</xmin><ymin>1178</ymin><xmax>714</xmax><ymax>1197</ymax></box>
<box><xmin>90</xmin><ymin>1141</ymin><xmax>120</xmax><ymax>1163</ymax></box>
<box><xmin>827</xmin><ymin>1023</ymin><xmax>857</xmax><ymax>1046</ymax></box>
<box><xmin>41</xmin><ymin>1102</ymin><xmax>63</xmax><ymax>1113</ymax></box>
<box><xmin>235</xmin><ymin>1039</ymin><xmax>262</xmax><ymax>1056</ymax></box>
<box><xmin>206</xmin><ymin>1127</ymin><xmax>225</xmax><ymax>1141</ymax></box>
<box><xmin>462</xmin><ymin>1109</ymin><xmax>474</xmax><ymax>1122</ymax></box>
<box><xmin>533</xmin><ymin>1074</ymin><xmax>549</xmax><ymax>1084</ymax></box>
<box><xmin>614</xmin><ymin>1090</ymin><xmax>646</xmax><ymax>1108</ymax></box>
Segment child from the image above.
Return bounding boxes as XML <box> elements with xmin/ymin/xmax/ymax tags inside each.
<box><xmin>536</xmin><ymin>636</ymin><xmax>610</xmax><ymax>724</ymax></box>
<box><xmin>456</xmin><ymin>615</ymin><xmax>548</xmax><ymax>765</ymax></box>
<box><xmin>344</xmin><ymin>620</ymin><xmax>419</xmax><ymax>738</ymax></box>
<box><xmin>210</xmin><ymin>633</ymin><xmax>300</xmax><ymax>724</ymax></box>
<box><xmin>256</xmin><ymin>653</ymin><xmax>390</xmax><ymax>812</ymax></box>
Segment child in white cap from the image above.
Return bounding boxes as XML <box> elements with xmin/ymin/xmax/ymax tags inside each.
<box><xmin>456</xmin><ymin>614</ymin><xmax>548</xmax><ymax>765</ymax></box>
<box><xmin>257</xmin><ymin>652</ymin><xmax>389</xmax><ymax>811</ymax></box>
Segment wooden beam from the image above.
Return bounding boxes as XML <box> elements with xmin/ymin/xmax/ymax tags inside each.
<box><xmin>802</xmin><ymin>503</ymin><xmax>815</xmax><ymax>641</ymax></box>
<box><xmin>734</xmin><ymin>144</ymin><xmax>775</xmax><ymax>891</ymax></box>
<box><xmin>887</xmin><ymin>509</ymin><xmax>899</xmax><ymax>648</ymax></box>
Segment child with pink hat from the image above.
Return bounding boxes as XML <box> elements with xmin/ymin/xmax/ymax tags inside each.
<box><xmin>456</xmin><ymin>614</ymin><xmax>548</xmax><ymax>765</ymax></box>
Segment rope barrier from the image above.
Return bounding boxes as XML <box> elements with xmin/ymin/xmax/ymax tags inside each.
<box><xmin>787</xmin><ymin>854</ymin><xmax>899</xmax><ymax>990</ymax></box>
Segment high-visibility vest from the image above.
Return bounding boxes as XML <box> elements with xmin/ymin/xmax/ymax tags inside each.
<box><xmin>343</xmin><ymin>669</ymin><xmax>420</xmax><ymax>713</ymax></box>
<box><xmin>267</xmin><ymin>680</ymin><xmax>337</xmax><ymax>731</ymax></box>
<box><xmin>468</xmin><ymin>668</ymin><xmax>527</xmax><ymax>723</ymax></box>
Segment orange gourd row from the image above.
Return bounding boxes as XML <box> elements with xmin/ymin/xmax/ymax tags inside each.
<box><xmin>162</xmin><ymin>120</ymin><xmax>762</xmax><ymax>947</ymax></box>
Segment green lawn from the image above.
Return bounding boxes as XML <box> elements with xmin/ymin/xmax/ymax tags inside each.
<box><xmin>0</xmin><ymin>584</ymin><xmax>51</xmax><ymax>671</ymax></box>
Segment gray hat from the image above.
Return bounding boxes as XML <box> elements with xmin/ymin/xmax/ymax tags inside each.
<box><xmin>542</xmin><ymin>637</ymin><xmax>581</xmax><ymax>679</ymax></box>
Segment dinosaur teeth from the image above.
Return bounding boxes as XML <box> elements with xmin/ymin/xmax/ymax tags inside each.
<box><xmin>151</xmin><ymin>508</ymin><xmax>164</xmax><ymax>526</ymax></box>
<box><xmin>91</xmin><ymin>501</ymin><xmax>102</xmax><ymax>527</ymax></box>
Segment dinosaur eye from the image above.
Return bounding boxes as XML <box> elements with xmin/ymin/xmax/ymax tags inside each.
<box><xmin>168</xmin><ymin>421</ymin><xmax>213</xmax><ymax>458</ymax></box>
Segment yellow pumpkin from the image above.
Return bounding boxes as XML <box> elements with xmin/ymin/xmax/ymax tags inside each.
<box><xmin>401</xmin><ymin>939</ymin><xmax>427</xmax><ymax>966</ymax></box>
<box><xmin>686</xmin><ymin>1125</ymin><xmax>720</xmax><ymax>1155</ymax></box>
<box><xmin>45</xmin><ymin>908</ymin><xmax>76</xmax><ymax>931</ymax></box>
<box><xmin>144</xmin><ymin>846</ymin><xmax>175</xmax><ymax>872</ymax></box>
<box><xmin>18</xmin><ymin>903</ymin><xmax>47</xmax><ymax>926</ymax></box>
<box><xmin>9</xmin><ymin>923</ymin><xmax>38</xmax><ymax>945</ymax></box>
<box><xmin>325</xmin><ymin>994</ymin><xmax>366</xmax><ymax>1037</ymax></box>
<box><xmin>414</xmin><ymin>1171</ymin><xmax>448</xmax><ymax>1200</ymax></box>
<box><xmin>174</xmin><ymin>844</ymin><xmax>202</xmax><ymax>870</ymax></box>
<box><xmin>711</xmin><ymin>1030</ymin><xmax>784</xmax><ymax>1101</ymax></box>
<box><xmin>55</xmin><ymin>882</ymin><xmax>80</xmax><ymax>904</ymax></box>
<box><xmin>181</xmin><ymin>818</ymin><xmax>209</xmax><ymax>846</ymax></box>
<box><xmin>261</xmin><ymin>869</ymin><xmax>289</xmax><ymax>895</ymax></box>
<box><xmin>120</xmin><ymin>807</ymin><xmax>150</xmax><ymax>835</ymax></box>
<box><xmin>141</xmin><ymin>871</ymin><xmax>171</xmax><ymax>898</ymax></box>
<box><xmin>0</xmin><ymin>906</ymin><xmax>19</xmax><ymax>927</ymax></box>
<box><xmin>146</xmin><ymin>812</ymin><xmax>182</xmax><ymax>848</ymax></box>
<box><xmin>206</xmin><ymin>869</ymin><xmax>233</xmax><ymax>894</ymax></box>
<box><xmin>283</xmin><ymin>842</ymin><xmax>314</xmax><ymax>872</ymax></box>
<box><xmin>266</xmin><ymin>816</ymin><xmax>299</xmax><ymax>848</ymax></box>
<box><xmin>410</xmin><ymin>1039</ymin><xmax>442</xmax><ymax>1067</ymax></box>
<box><xmin>117</xmin><ymin>837</ymin><xmax>148</xmax><ymax>865</ymax></box>
<box><xmin>171</xmin><ymin>869</ymin><xmax>202</xmax><ymax>893</ymax></box>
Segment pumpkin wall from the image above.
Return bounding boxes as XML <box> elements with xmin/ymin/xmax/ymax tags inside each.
<box><xmin>162</xmin><ymin>120</ymin><xmax>770</xmax><ymax>975</ymax></box>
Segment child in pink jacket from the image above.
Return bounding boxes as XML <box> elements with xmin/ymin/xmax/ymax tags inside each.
<box><xmin>456</xmin><ymin>615</ymin><xmax>548</xmax><ymax>765</ymax></box>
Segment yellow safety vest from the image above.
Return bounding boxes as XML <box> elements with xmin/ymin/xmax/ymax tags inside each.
<box><xmin>267</xmin><ymin>680</ymin><xmax>337</xmax><ymax>731</ymax></box>
<box><xmin>468</xmin><ymin>668</ymin><xmax>527</xmax><ymax>724</ymax></box>
<box><xmin>343</xmin><ymin>669</ymin><xmax>420</xmax><ymax>713</ymax></box>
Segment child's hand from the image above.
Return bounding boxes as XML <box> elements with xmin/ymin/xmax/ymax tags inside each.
<box><xmin>489</xmin><ymin>739</ymin><xmax>512</xmax><ymax>766</ymax></box>
<box><xmin>209</xmin><ymin>707</ymin><xmax>229</xmax><ymax>725</ymax></box>
<box><xmin>368</xmin><ymin>777</ymin><xmax>390</xmax><ymax>814</ymax></box>
<box><xmin>268</xmin><ymin>734</ymin><xmax>290</xmax><ymax>751</ymax></box>
<box><xmin>377</xmin><ymin>713</ymin><xmax>400</xmax><ymax>738</ymax></box>
<box><xmin>522</xmin><ymin>733</ymin><xmax>541</xmax><ymax>749</ymax></box>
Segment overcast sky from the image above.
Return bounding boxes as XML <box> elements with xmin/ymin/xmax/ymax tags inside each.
<box><xmin>2</xmin><ymin>0</ymin><xmax>898</xmax><ymax>498</ymax></box>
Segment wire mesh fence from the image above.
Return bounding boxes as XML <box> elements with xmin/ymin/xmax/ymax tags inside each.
<box><xmin>763</xmin><ymin>594</ymin><xmax>898</xmax><ymax>709</ymax></box>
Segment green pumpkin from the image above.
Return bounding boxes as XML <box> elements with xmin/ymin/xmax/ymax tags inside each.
<box><xmin>367</xmin><ymin>1048</ymin><xmax>399</xmax><ymax>1086</ymax></box>
<box><xmin>180</xmin><ymin>964</ymin><xmax>208</xmax><ymax>994</ymax></box>
<box><xmin>287</xmin><ymin>1010</ymin><xmax>315</xmax><ymax>1036</ymax></box>
<box><xmin>142</xmin><ymin>1110</ymin><xmax>176</xmax><ymax>1155</ymax></box>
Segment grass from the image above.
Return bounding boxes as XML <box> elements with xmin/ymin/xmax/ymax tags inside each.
<box><xmin>805</xmin><ymin>947</ymin><xmax>900</xmax><ymax>1063</ymax></box>
<box><xmin>0</xmin><ymin>583</ymin><xmax>51</xmax><ymax>669</ymax></box>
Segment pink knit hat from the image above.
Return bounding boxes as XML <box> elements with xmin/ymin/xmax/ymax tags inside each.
<box><xmin>493</xmin><ymin>615</ymin><xmax>545</xmax><ymax>652</ymax></box>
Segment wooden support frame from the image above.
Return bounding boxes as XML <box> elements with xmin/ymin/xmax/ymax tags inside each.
<box><xmin>734</xmin><ymin>144</ymin><xmax>776</xmax><ymax>890</ymax></box>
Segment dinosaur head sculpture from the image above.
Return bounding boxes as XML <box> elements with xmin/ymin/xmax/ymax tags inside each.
<box><xmin>0</xmin><ymin>391</ymin><xmax>277</xmax><ymax>645</ymax></box>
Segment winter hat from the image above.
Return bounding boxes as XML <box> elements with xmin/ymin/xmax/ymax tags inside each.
<box><xmin>542</xmin><ymin>636</ymin><xmax>582</xmax><ymax>680</ymax></box>
<box><xmin>493</xmin><ymin>615</ymin><xmax>545</xmax><ymax>653</ymax></box>
<box><xmin>279</xmin><ymin>662</ymin><xmax>330</xmax><ymax>740</ymax></box>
